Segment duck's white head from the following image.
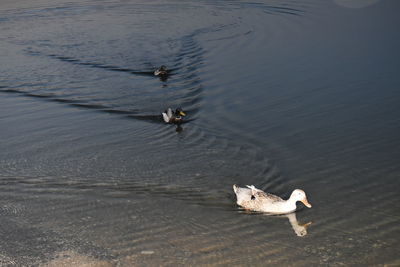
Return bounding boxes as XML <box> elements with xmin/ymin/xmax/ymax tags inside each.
<box><xmin>290</xmin><ymin>189</ymin><xmax>312</xmax><ymax>208</ymax></box>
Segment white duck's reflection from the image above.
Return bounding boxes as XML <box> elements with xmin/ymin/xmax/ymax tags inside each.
<box><xmin>285</xmin><ymin>212</ymin><xmax>312</xmax><ymax>237</ymax></box>
<box><xmin>238</xmin><ymin>209</ymin><xmax>312</xmax><ymax>237</ymax></box>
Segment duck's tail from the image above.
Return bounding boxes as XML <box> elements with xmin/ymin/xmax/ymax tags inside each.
<box><xmin>162</xmin><ymin>112</ymin><xmax>170</xmax><ymax>123</ymax></box>
<box><xmin>233</xmin><ymin>184</ymin><xmax>238</xmax><ymax>194</ymax></box>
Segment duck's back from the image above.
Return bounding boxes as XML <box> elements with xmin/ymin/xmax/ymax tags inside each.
<box><xmin>255</xmin><ymin>191</ymin><xmax>284</xmax><ymax>203</ymax></box>
<box><xmin>233</xmin><ymin>185</ymin><xmax>290</xmax><ymax>213</ymax></box>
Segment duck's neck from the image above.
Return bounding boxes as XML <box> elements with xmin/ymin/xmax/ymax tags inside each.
<box><xmin>284</xmin><ymin>196</ymin><xmax>298</xmax><ymax>213</ymax></box>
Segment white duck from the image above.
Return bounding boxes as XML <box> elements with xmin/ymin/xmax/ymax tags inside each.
<box><xmin>233</xmin><ymin>184</ymin><xmax>312</xmax><ymax>214</ymax></box>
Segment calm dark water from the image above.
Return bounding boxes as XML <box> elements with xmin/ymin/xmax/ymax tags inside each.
<box><xmin>1</xmin><ymin>0</ymin><xmax>400</xmax><ymax>265</ymax></box>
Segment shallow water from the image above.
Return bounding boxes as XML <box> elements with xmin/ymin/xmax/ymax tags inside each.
<box><xmin>1</xmin><ymin>0</ymin><xmax>400</xmax><ymax>266</ymax></box>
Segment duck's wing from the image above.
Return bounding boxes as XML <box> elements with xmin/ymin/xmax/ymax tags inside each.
<box><xmin>154</xmin><ymin>69</ymin><xmax>160</xmax><ymax>76</ymax></box>
<box><xmin>162</xmin><ymin>112</ymin><xmax>170</xmax><ymax>123</ymax></box>
<box><xmin>255</xmin><ymin>191</ymin><xmax>284</xmax><ymax>203</ymax></box>
<box><xmin>244</xmin><ymin>185</ymin><xmax>283</xmax><ymax>202</ymax></box>
<box><xmin>246</xmin><ymin>185</ymin><xmax>263</xmax><ymax>195</ymax></box>
<box><xmin>167</xmin><ymin>108</ymin><xmax>173</xmax><ymax>118</ymax></box>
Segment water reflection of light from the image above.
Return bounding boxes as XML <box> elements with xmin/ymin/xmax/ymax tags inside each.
<box><xmin>334</xmin><ymin>0</ymin><xmax>381</xmax><ymax>9</ymax></box>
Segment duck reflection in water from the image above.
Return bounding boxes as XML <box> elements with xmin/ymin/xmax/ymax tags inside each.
<box><xmin>285</xmin><ymin>212</ymin><xmax>312</xmax><ymax>237</ymax></box>
<box><xmin>234</xmin><ymin>184</ymin><xmax>312</xmax><ymax>236</ymax></box>
<box><xmin>175</xmin><ymin>125</ymin><xmax>183</xmax><ymax>133</ymax></box>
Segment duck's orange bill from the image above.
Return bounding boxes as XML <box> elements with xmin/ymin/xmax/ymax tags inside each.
<box><xmin>301</xmin><ymin>198</ymin><xmax>312</xmax><ymax>208</ymax></box>
<box><xmin>179</xmin><ymin>111</ymin><xmax>186</xmax><ymax>116</ymax></box>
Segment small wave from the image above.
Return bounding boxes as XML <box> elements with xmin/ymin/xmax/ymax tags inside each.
<box><xmin>219</xmin><ymin>1</ymin><xmax>307</xmax><ymax>17</ymax></box>
<box><xmin>26</xmin><ymin>51</ymin><xmax>166</xmax><ymax>77</ymax></box>
<box><xmin>0</xmin><ymin>86</ymin><xmax>169</xmax><ymax>124</ymax></box>
<box><xmin>261</xmin><ymin>5</ymin><xmax>305</xmax><ymax>16</ymax></box>
<box><xmin>3</xmin><ymin>30</ymin><xmax>210</xmax><ymax>126</ymax></box>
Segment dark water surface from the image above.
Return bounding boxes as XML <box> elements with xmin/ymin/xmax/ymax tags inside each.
<box><xmin>1</xmin><ymin>0</ymin><xmax>400</xmax><ymax>265</ymax></box>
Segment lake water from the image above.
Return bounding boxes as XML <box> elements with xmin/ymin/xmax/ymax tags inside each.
<box><xmin>1</xmin><ymin>0</ymin><xmax>399</xmax><ymax>265</ymax></box>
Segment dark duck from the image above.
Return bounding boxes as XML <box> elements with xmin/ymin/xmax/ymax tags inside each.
<box><xmin>162</xmin><ymin>108</ymin><xmax>186</xmax><ymax>124</ymax></box>
<box><xmin>154</xmin><ymin>65</ymin><xmax>169</xmax><ymax>78</ymax></box>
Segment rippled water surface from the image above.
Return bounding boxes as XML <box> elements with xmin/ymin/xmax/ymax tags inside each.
<box><xmin>1</xmin><ymin>0</ymin><xmax>400</xmax><ymax>265</ymax></box>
